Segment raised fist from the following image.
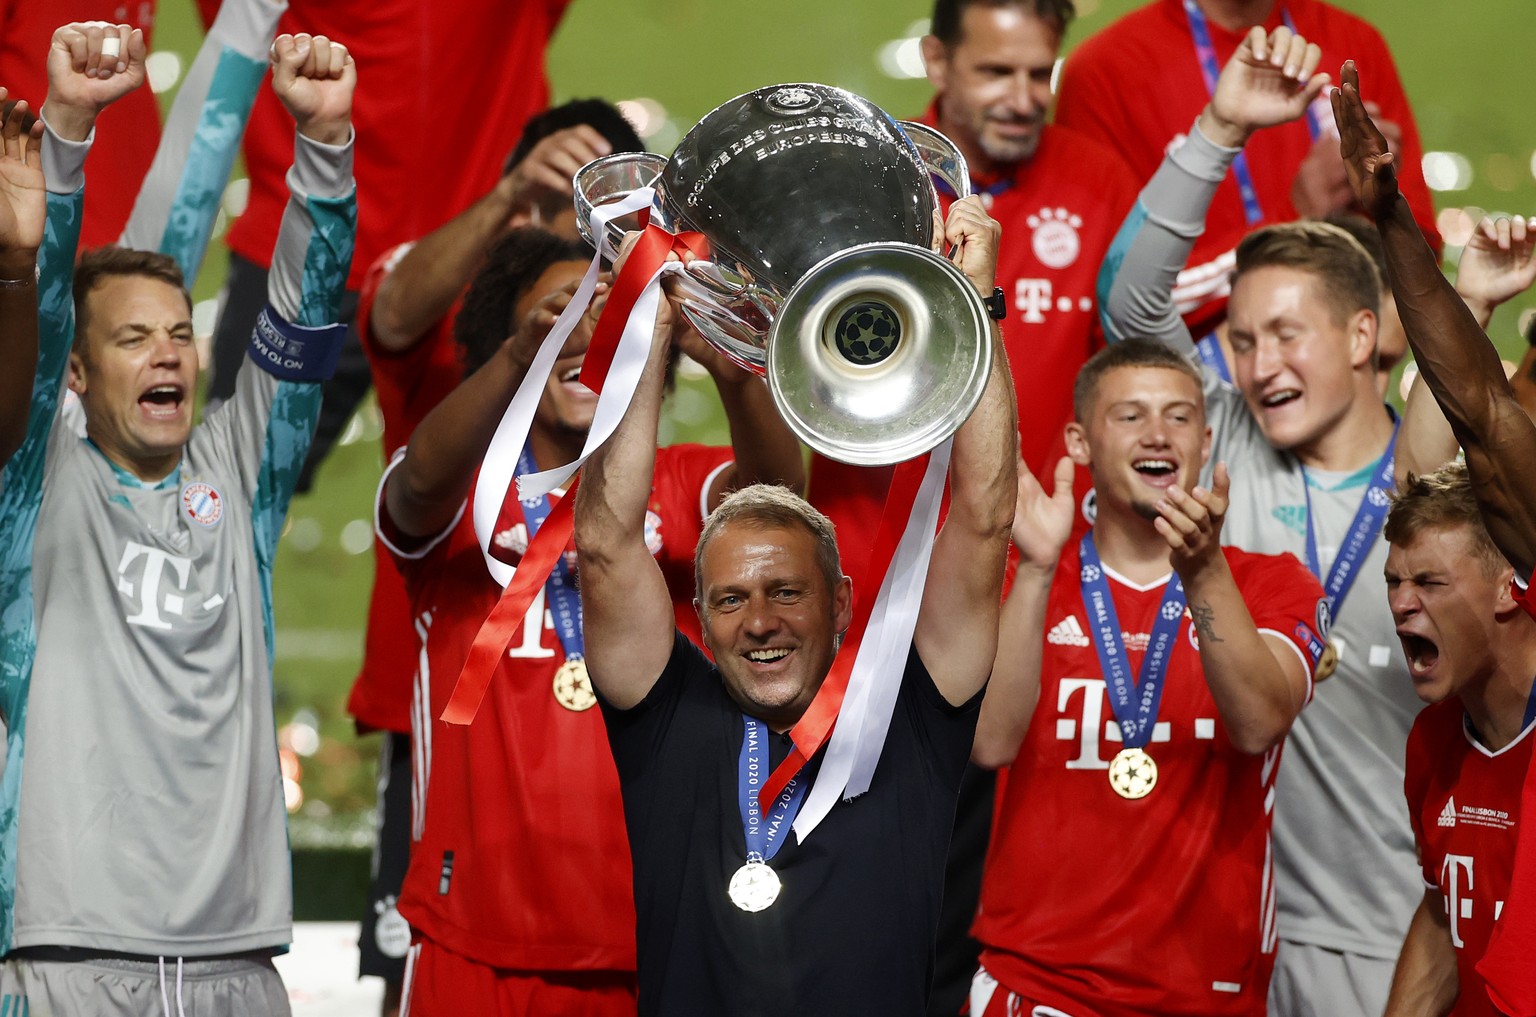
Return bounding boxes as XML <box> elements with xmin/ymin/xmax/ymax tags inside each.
<box><xmin>270</xmin><ymin>34</ymin><xmax>355</xmax><ymax>147</ymax></box>
<box><xmin>41</xmin><ymin>22</ymin><xmax>147</xmax><ymax>142</ymax></box>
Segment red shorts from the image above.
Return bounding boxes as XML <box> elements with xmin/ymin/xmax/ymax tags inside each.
<box><xmin>401</xmin><ymin>937</ymin><xmax>637</xmax><ymax>1017</ymax></box>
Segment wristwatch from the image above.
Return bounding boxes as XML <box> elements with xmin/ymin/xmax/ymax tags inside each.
<box><xmin>984</xmin><ymin>286</ymin><xmax>1007</xmax><ymax>321</ymax></box>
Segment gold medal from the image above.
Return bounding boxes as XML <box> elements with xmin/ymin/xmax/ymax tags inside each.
<box><xmin>553</xmin><ymin>657</ymin><xmax>596</xmax><ymax>712</ymax></box>
<box><xmin>1314</xmin><ymin>641</ymin><xmax>1339</xmax><ymax>683</ymax></box>
<box><xmin>1108</xmin><ymin>747</ymin><xmax>1158</xmax><ymax>799</ymax></box>
<box><xmin>727</xmin><ymin>859</ymin><xmax>781</xmax><ymax>912</ymax></box>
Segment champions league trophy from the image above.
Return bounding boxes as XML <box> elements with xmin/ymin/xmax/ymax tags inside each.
<box><xmin>574</xmin><ymin>83</ymin><xmax>992</xmax><ymax>466</ymax></box>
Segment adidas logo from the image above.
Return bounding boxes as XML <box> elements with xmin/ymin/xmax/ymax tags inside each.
<box><xmin>1438</xmin><ymin>797</ymin><xmax>1457</xmax><ymax>828</ymax></box>
<box><xmin>1048</xmin><ymin>616</ymin><xmax>1091</xmax><ymax>647</ymax></box>
<box><xmin>1272</xmin><ymin>504</ymin><xmax>1308</xmax><ymax>536</ymax></box>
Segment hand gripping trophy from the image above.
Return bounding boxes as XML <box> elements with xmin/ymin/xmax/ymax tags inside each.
<box><xmin>575</xmin><ymin>83</ymin><xmax>992</xmax><ymax>466</ymax></box>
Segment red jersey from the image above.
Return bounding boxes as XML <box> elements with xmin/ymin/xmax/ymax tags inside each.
<box><xmin>1055</xmin><ymin>0</ymin><xmax>1438</xmax><ymax>335</ymax></box>
<box><xmin>347</xmin><ymin>243</ymin><xmax>465</xmax><ymax>734</ymax></box>
<box><xmin>221</xmin><ymin>0</ymin><xmax>568</xmax><ymax>287</ymax></box>
<box><xmin>976</xmin><ymin>543</ymin><xmax>1326</xmax><ymax>1017</ymax></box>
<box><xmin>1405</xmin><ymin>700</ymin><xmax>1534</xmax><ymax>1017</ymax></box>
<box><xmin>808</xmin><ymin>123</ymin><xmax>1138</xmax><ymax>586</ymax></box>
<box><xmin>1</xmin><ymin>0</ymin><xmax>160</xmax><ymax>248</ymax></box>
<box><xmin>385</xmin><ymin>443</ymin><xmax>731</xmax><ymax>970</ymax></box>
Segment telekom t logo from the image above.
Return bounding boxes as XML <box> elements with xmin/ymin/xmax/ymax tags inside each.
<box><xmin>115</xmin><ymin>541</ymin><xmax>193</xmax><ymax>630</ymax></box>
<box><xmin>1016</xmin><ymin>279</ymin><xmax>1052</xmax><ymax>324</ymax></box>
<box><xmin>1057</xmin><ymin>678</ymin><xmax>1111</xmax><ymax>770</ymax></box>
<box><xmin>1442</xmin><ymin>854</ymin><xmax>1475</xmax><ymax>948</ymax></box>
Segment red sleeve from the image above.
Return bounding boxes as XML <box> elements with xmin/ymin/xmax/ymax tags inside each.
<box><xmin>1053</xmin><ymin>42</ymin><xmax>1138</xmax><ymax>165</ymax></box>
<box><xmin>652</xmin><ymin>443</ymin><xmax>735</xmax><ymax>643</ymax></box>
<box><xmin>1512</xmin><ymin>576</ymin><xmax>1536</xmax><ymax>621</ymax></box>
<box><xmin>357</xmin><ymin>242</ymin><xmax>465</xmax><ymax>456</ymax></box>
<box><xmin>1228</xmin><ymin>549</ymin><xmax>1330</xmax><ymax>699</ymax></box>
<box><xmin>1402</xmin><ymin>718</ymin><xmax>1435</xmax><ymax>887</ymax></box>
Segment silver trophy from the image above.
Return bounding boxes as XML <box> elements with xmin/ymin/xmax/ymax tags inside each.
<box><xmin>574</xmin><ymin>83</ymin><xmax>991</xmax><ymax>466</ymax></box>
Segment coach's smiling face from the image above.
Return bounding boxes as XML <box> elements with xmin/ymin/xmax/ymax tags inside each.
<box><xmin>68</xmin><ymin>274</ymin><xmax>197</xmax><ymax>484</ymax></box>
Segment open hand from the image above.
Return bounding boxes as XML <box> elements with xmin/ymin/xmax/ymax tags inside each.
<box><xmin>0</xmin><ymin>93</ymin><xmax>45</xmax><ymax>266</ymax></box>
<box><xmin>503</xmin><ymin>125</ymin><xmax>614</xmax><ymax>215</ymax></box>
<box><xmin>271</xmin><ymin>34</ymin><xmax>354</xmax><ymax>146</ymax></box>
<box><xmin>1012</xmin><ymin>454</ymin><xmax>1077</xmax><ymax>574</ymax></box>
<box><xmin>1330</xmin><ymin>61</ymin><xmax>1399</xmax><ymax>220</ymax></box>
<box><xmin>1156</xmin><ymin>463</ymin><xmax>1230</xmax><ymax>578</ymax></box>
<box><xmin>1205</xmin><ymin>25</ymin><xmax>1329</xmax><ymax>147</ymax></box>
<box><xmin>1456</xmin><ymin>216</ymin><xmax>1536</xmax><ymax>324</ymax></box>
<box><xmin>41</xmin><ymin>22</ymin><xmax>147</xmax><ymax>142</ymax></box>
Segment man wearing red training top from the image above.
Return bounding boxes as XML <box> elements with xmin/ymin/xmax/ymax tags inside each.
<box><xmin>970</xmin><ymin>340</ymin><xmax>1327</xmax><ymax>1017</ymax></box>
<box><xmin>1055</xmin><ymin>0</ymin><xmax>1437</xmax><ymax>337</ymax></box>
<box><xmin>810</xmin><ymin>0</ymin><xmax>1139</xmax><ymax>582</ymax></box>
<box><xmin>1382</xmin><ymin>463</ymin><xmax>1536</xmax><ymax>1017</ymax></box>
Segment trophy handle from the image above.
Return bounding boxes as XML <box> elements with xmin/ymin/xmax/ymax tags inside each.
<box><xmin>898</xmin><ymin>121</ymin><xmax>973</xmax><ymax>200</ymax></box>
<box><xmin>573</xmin><ymin>152</ymin><xmax>670</xmax><ymax>258</ymax></box>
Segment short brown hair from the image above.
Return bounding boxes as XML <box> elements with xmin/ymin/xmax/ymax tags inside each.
<box><xmin>929</xmin><ymin>0</ymin><xmax>1076</xmax><ymax>45</ymax></box>
<box><xmin>1073</xmin><ymin>339</ymin><xmax>1204</xmax><ymax>422</ymax></box>
<box><xmin>1233</xmin><ymin>221</ymin><xmax>1381</xmax><ymax>326</ymax></box>
<box><xmin>72</xmin><ymin>246</ymin><xmax>191</xmax><ymax>354</ymax></box>
<box><xmin>1384</xmin><ymin>462</ymin><xmax>1509</xmax><ymax>578</ymax></box>
<box><xmin>695</xmin><ymin>484</ymin><xmax>843</xmax><ymax>607</ymax></box>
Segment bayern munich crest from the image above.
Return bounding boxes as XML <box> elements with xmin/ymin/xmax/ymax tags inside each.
<box><xmin>1027</xmin><ymin>208</ymin><xmax>1082</xmax><ymax>270</ymax></box>
<box><xmin>181</xmin><ymin>482</ymin><xmax>223</xmax><ymax>527</ymax></box>
<box><xmin>644</xmin><ymin>509</ymin><xmax>664</xmax><ymax>556</ymax></box>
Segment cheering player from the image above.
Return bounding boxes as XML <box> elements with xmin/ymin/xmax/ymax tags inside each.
<box><xmin>971</xmin><ymin>340</ymin><xmax>1326</xmax><ymax>1017</ymax></box>
<box><xmin>1379</xmin><ymin>464</ymin><xmax>1536</xmax><ymax>1017</ymax></box>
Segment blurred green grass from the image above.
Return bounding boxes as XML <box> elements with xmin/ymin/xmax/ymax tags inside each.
<box><xmin>151</xmin><ymin>0</ymin><xmax>1536</xmax><ymax>830</ymax></box>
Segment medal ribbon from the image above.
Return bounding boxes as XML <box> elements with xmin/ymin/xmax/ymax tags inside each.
<box><xmin>1525</xmin><ymin>676</ymin><xmax>1536</xmax><ymax>730</ymax></box>
<box><xmin>758</xmin><ymin>451</ymin><xmax>933</xmax><ymax>812</ymax></box>
<box><xmin>445</xmin><ymin>189</ymin><xmax>704</xmax><ymax>725</ymax></box>
<box><xmin>738</xmin><ymin>716</ymin><xmax>809</xmax><ymax>863</ymax></box>
<box><xmin>1079</xmin><ymin>534</ymin><xmax>1187</xmax><ymax>749</ymax></box>
<box><xmin>1301</xmin><ymin>417</ymin><xmax>1398</xmax><ymax>615</ymax></box>
<box><xmin>513</xmin><ymin>444</ymin><xmax>583</xmax><ymax>663</ymax></box>
<box><xmin>1183</xmin><ymin>0</ymin><xmax>1320</xmax><ymax>227</ymax></box>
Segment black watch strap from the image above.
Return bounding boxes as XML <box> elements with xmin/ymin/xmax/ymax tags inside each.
<box><xmin>985</xmin><ymin>286</ymin><xmax>1007</xmax><ymax>321</ymax></box>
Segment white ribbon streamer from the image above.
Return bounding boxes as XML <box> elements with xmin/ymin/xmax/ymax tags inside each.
<box><xmin>472</xmin><ymin>187</ymin><xmax>657</xmax><ymax>586</ymax></box>
<box><xmin>793</xmin><ymin>437</ymin><xmax>953</xmax><ymax>839</ymax></box>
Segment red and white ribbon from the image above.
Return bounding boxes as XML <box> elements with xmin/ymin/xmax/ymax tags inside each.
<box><xmin>793</xmin><ymin>439</ymin><xmax>952</xmax><ymax>838</ymax></box>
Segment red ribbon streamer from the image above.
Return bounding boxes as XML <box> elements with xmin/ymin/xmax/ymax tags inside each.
<box><xmin>758</xmin><ymin>453</ymin><xmax>933</xmax><ymax>810</ymax></box>
<box><xmin>443</xmin><ymin>221</ymin><xmax>708</xmax><ymax>725</ymax></box>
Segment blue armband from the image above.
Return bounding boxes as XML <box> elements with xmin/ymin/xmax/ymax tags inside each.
<box><xmin>249</xmin><ymin>304</ymin><xmax>346</xmax><ymax>382</ymax></box>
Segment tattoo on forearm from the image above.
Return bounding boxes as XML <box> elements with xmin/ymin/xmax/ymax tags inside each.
<box><xmin>1190</xmin><ymin>602</ymin><xmax>1224</xmax><ymax>644</ymax></box>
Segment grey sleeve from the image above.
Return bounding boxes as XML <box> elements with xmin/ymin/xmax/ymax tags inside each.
<box><xmin>268</xmin><ymin>129</ymin><xmax>356</xmax><ymax>326</ymax></box>
<box><xmin>1097</xmin><ymin>121</ymin><xmax>1243</xmax><ymax>357</ymax></box>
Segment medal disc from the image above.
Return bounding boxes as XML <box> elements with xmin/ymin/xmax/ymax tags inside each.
<box><xmin>1314</xmin><ymin>641</ymin><xmax>1339</xmax><ymax>683</ymax></box>
<box><xmin>728</xmin><ymin>860</ymin><xmax>781</xmax><ymax>912</ymax></box>
<box><xmin>1108</xmin><ymin>747</ymin><xmax>1158</xmax><ymax>799</ymax></box>
<box><xmin>553</xmin><ymin>658</ymin><xmax>597</xmax><ymax>712</ymax></box>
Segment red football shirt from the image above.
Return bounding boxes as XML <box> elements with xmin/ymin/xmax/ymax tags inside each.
<box><xmin>1405</xmin><ymin>700</ymin><xmax>1534</xmax><ymax>1017</ymax></box>
<box><xmin>384</xmin><ymin>443</ymin><xmax>731</xmax><ymax>970</ymax></box>
<box><xmin>346</xmin><ymin>242</ymin><xmax>466</xmax><ymax>734</ymax></box>
<box><xmin>975</xmin><ymin>544</ymin><xmax>1326</xmax><ymax>1017</ymax></box>
<box><xmin>807</xmin><ymin>122</ymin><xmax>1138</xmax><ymax>587</ymax></box>
<box><xmin>222</xmin><ymin>0</ymin><xmax>568</xmax><ymax>286</ymax></box>
<box><xmin>1</xmin><ymin>0</ymin><xmax>160</xmax><ymax>249</ymax></box>
<box><xmin>1055</xmin><ymin>0</ymin><xmax>1438</xmax><ymax>336</ymax></box>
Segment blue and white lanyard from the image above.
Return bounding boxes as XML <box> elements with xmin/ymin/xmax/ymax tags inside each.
<box><xmin>1301</xmin><ymin>418</ymin><xmax>1399</xmax><ymax>616</ymax></box>
<box><xmin>1079</xmin><ymin>534</ymin><xmax>1188</xmax><ymax>749</ymax></box>
<box><xmin>737</xmin><ymin>716</ymin><xmax>808</xmax><ymax>863</ymax></box>
<box><xmin>515</xmin><ymin>444</ymin><xmax>583</xmax><ymax>662</ymax></box>
<box><xmin>1183</xmin><ymin>0</ymin><xmax>1322</xmax><ymax>226</ymax></box>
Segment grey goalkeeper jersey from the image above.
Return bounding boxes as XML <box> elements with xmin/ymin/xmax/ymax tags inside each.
<box><xmin>1098</xmin><ymin>123</ymin><xmax>1422</xmax><ymax>958</ymax></box>
<box><xmin>0</xmin><ymin>119</ymin><xmax>354</xmax><ymax>955</ymax></box>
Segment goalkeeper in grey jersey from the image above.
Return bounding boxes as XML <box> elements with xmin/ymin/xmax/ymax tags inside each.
<box><xmin>0</xmin><ymin>23</ymin><xmax>355</xmax><ymax>1015</ymax></box>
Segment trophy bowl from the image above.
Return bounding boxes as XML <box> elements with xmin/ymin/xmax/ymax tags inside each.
<box><xmin>575</xmin><ymin>83</ymin><xmax>992</xmax><ymax>465</ymax></box>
